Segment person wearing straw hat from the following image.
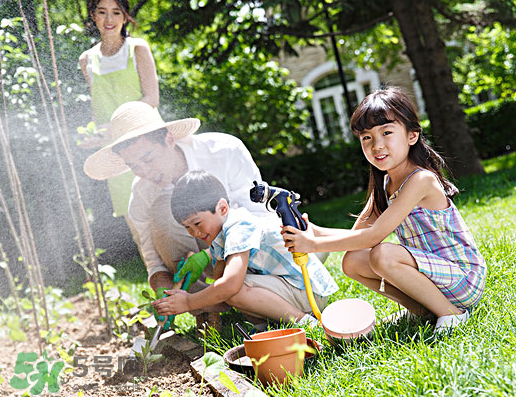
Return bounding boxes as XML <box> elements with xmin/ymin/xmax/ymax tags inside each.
<box><xmin>84</xmin><ymin>101</ymin><xmax>276</xmax><ymax>307</ymax></box>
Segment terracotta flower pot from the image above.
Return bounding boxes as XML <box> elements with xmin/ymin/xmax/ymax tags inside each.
<box><xmin>224</xmin><ymin>337</ymin><xmax>322</xmax><ymax>378</ymax></box>
<box><xmin>243</xmin><ymin>328</ymin><xmax>306</xmax><ymax>385</ymax></box>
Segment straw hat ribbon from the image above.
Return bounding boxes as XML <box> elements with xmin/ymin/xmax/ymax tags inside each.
<box><xmin>83</xmin><ymin>101</ymin><xmax>200</xmax><ymax>180</ymax></box>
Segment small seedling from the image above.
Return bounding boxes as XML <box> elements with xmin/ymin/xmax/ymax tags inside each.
<box><xmin>76</xmin><ymin>121</ymin><xmax>106</xmax><ymax>137</ymax></box>
<box><xmin>133</xmin><ymin>339</ymin><xmax>163</xmax><ymax>376</ymax></box>
<box><xmin>140</xmin><ymin>287</ymin><xmax>167</xmax><ymax>306</ymax></box>
<box><xmin>287</xmin><ymin>342</ymin><xmax>316</xmax><ymax>381</ymax></box>
<box><xmin>200</xmin><ymin>352</ymin><xmax>240</xmax><ymax>395</ymax></box>
<box><xmin>146</xmin><ymin>384</ymin><xmax>160</xmax><ymax>396</ymax></box>
<box><xmin>249</xmin><ymin>354</ymin><xmax>270</xmax><ymax>386</ymax></box>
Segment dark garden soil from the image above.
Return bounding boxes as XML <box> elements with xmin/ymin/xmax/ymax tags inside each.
<box><xmin>0</xmin><ymin>294</ymin><xmax>214</xmax><ymax>397</ymax></box>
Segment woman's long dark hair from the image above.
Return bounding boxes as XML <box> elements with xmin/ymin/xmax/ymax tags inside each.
<box><xmin>86</xmin><ymin>0</ymin><xmax>135</xmax><ymax>38</ymax></box>
<box><xmin>350</xmin><ymin>87</ymin><xmax>458</xmax><ymax>218</ymax></box>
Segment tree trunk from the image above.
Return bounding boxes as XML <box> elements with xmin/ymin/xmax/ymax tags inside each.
<box><xmin>390</xmin><ymin>0</ymin><xmax>484</xmax><ymax>178</ymax></box>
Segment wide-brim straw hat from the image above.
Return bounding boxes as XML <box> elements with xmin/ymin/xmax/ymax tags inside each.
<box><xmin>83</xmin><ymin>101</ymin><xmax>200</xmax><ymax>180</ymax></box>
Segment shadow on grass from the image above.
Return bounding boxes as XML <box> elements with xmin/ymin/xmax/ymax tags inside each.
<box><xmin>455</xmin><ymin>166</ymin><xmax>516</xmax><ymax>206</ymax></box>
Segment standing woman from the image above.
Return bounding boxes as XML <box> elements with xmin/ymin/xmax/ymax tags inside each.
<box><xmin>79</xmin><ymin>0</ymin><xmax>159</xmax><ymax>219</ymax></box>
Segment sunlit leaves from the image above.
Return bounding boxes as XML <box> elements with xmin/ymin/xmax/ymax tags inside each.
<box><xmin>452</xmin><ymin>22</ymin><xmax>516</xmax><ymax>105</ymax></box>
<box><xmin>155</xmin><ymin>39</ymin><xmax>312</xmax><ymax>156</ymax></box>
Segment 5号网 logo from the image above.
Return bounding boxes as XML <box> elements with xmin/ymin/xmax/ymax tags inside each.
<box><xmin>9</xmin><ymin>350</ymin><xmax>65</xmax><ymax>395</ymax></box>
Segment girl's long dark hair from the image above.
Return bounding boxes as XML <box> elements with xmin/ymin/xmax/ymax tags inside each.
<box><xmin>86</xmin><ymin>0</ymin><xmax>135</xmax><ymax>37</ymax></box>
<box><xmin>350</xmin><ymin>87</ymin><xmax>458</xmax><ymax>218</ymax></box>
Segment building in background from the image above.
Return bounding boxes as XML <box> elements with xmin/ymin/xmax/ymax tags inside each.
<box><xmin>277</xmin><ymin>46</ymin><xmax>425</xmax><ymax>144</ymax></box>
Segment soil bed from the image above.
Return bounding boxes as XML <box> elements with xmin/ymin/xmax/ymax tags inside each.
<box><xmin>0</xmin><ymin>295</ymin><xmax>214</xmax><ymax>397</ymax></box>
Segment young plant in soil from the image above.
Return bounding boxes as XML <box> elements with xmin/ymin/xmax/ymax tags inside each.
<box><xmin>133</xmin><ymin>339</ymin><xmax>164</xmax><ymax>376</ymax></box>
<box><xmin>84</xmin><ymin>264</ymin><xmax>145</xmax><ymax>342</ymax></box>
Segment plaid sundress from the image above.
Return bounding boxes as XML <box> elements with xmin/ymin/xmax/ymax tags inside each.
<box><xmin>386</xmin><ymin>169</ymin><xmax>487</xmax><ymax>309</ymax></box>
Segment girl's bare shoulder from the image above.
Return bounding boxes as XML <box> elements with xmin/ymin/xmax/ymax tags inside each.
<box><xmin>403</xmin><ymin>169</ymin><xmax>448</xmax><ymax>209</ymax></box>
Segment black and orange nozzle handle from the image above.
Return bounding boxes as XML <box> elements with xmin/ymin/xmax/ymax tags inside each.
<box><xmin>249</xmin><ymin>181</ymin><xmax>322</xmax><ymax>322</ymax></box>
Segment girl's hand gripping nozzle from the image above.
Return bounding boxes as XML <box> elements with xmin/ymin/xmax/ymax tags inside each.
<box><xmin>250</xmin><ymin>181</ymin><xmax>322</xmax><ymax>322</ymax></box>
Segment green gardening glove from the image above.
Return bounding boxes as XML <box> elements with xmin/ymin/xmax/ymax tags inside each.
<box><xmin>153</xmin><ymin>288</ymin><xmax>174</xmax><ymax>331</ymax></box>
<box><xmin>154</xmin><ymin>312</ymin><xmax>174</xmax><ymax>331</ymax></box>
<box><xmin>173</xmin><ymin>250</ymin><xmax>210</xmax><ymax>290</ymax></box>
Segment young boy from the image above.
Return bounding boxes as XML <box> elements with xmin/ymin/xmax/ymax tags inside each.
<box><xmin>152</xmin><ymin>170</ymin><xmax>338</xmax><ymax>326</ymax></box>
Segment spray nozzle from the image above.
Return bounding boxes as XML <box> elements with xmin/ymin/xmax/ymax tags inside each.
<box><xmin>250</xmin><ymin>181</ymin><xmax>306</xmax><ymax>230</ymax></box>
<box><xmin>250</xmin><ymin>180</ymin><xmax>270</xmax><ymax>204</ymax></box>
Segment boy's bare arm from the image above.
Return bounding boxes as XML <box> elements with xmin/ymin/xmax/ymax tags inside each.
<box><xmin>185</xmin><ymin>251</ymin><xmax>248</xmax><ymax>310</ymax></box>
<box><xmin>152</xmin><ymin>251</ymin><xmax>249</xmax><ymax>315</ymax></box>
<box><xmin>213</xmin><ymin>260</ymin><xmax>226</xmax><ymax>280</ymax></box>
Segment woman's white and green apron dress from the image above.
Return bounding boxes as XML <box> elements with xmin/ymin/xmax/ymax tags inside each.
<box><xmin>87</xmin><ymin>37</ymin><xmax>142</xmax><ymax>217</ymax></box>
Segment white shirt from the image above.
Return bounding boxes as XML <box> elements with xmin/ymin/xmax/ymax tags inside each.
<box><xmin>128</xmin><ymin>132</ymin><xmax>277</xmax><ymax>279</ymax></box>
<box><xmin>85</xmin><ymin>37</ymin><xmax>146</xmax><ymax>81</ymax></box>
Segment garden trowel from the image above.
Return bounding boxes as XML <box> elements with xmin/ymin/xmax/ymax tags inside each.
<box><xmin>130</xmin><ymin>314</ymin><xmax>172</xmax><ymax>359</ymax></box>
<box><xmin>131</xmin><ymin>269</ymin><xmax>192</xmax><ymax>358</ymax></box>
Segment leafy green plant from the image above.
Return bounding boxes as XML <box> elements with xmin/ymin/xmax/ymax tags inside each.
<box><xmin>198</xmin><ymin>352</ymin><xmax>240</xmax><ymax>396</ymax></box>
<box><xmin>83</xmin><ymin>264</ymin><xmax>147</xmax><ymax>341</ymax></box>
<box><xmin>76</xmin><ymin>121</ymin><xmax>107</xmax><ymax>145</ymax></box>
<box><xmin>146</xmin><ymin>384</ymin><xmax>160</xmax><ymax>396</ymax></box>
<box><xmin>145</xmin><ymin>385</ymin><xmax>176</xmax><ymax>397</ymax></box>
<box><xmin>56</xmin><ymin>342</ymin><xmax>81</xmax><ymax>375</ymax></box>
<box><xmin>133</xmin><ymin>339</ymin><xmax>164</xmax><ymax>376</ymax></box>
<box><xmin>249</xmin><ymin>354</ymin><xmax>270</xmax><ymax>387</ymax></box>
<box><xmin>6</xmin><ymin>315</ymin><xmax>27</xmax><ymax>342</ymax></box>
<box><xmin>140</xmin><ymin>287</ymin><xmax>167</xmax><ymax>304</ymax></box>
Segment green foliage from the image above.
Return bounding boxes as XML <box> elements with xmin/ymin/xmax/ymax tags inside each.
<box><xmin>303</xmin><ymin>190</ymin><xmax>366</xmax><ymax>228</ymax></box>
<box><xmin>0</xmin><ymin>18</ymin><xmax>37</xmax><ymax>122</ymax></box>
<box><xmin>258</xmin><ymin>141</ymin><xmax>369</xmax><ymax>203</ymax></box>
<box><xmin>464</xmin><ymin>99</ymin><xmax>516</xmax><ymax>158</ymax></box>
<box><xmin>158</xmin><ymin>52</ymin><xmax>312</xmax><ymax>156</ymax></box>
<box><xmin>200</xmin><ymin>352</ymin><xmax>240</xmax><ymax>395</ymax></box>
<box><xmin>482</xmin><ymin>151</ymin><xmax>516</xmax><ymax>173</ymax></box>
<box><xmin>145</xmin><ymin>1</ymin><xmax>314</xmax><ymax>63</ymax></box>
<box><xmin>6</xmin><ymin>316</ymin><xmax>27</xmax><ymax>342</ymax></box>
<box><xmin>422</xmin><ymin>98</ymin><xmax>516</xmax><ymax>162</ymax></box>
<box><xmin>83</xmin><ymin>265</ymin><xmax>151</xmax><ymax>341</ymax></box>
<box><xmin>453</xmin><ymin>23</ymin><xmax>516</xmax><ymax>106</ymax></box>
<box><xmin>76</xmin><ymin>121</ymin><xmax>107</xmax><ymax>145</ymax></box>
<box><xmin>334</xmin><ymin>22</ymin><xmax>405</xmax><ymax>72</ymax></box>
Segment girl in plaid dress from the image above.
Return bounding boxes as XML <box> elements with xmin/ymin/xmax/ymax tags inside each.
<box><xmin>282</xmin><ymin>87</ymin><xmax>486</xmax><ymax>333</ymax></box>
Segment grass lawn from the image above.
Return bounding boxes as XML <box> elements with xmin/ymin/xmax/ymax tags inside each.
<box><xmin>115</xmin><ymin>152</ymin><xmax>516</xmax><ymax>396</ymax></box>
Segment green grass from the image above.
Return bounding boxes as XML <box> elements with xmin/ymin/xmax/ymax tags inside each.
<box><xmin>303</xmin><ymin>190</ymin><xmax>366</xmax><ymax>229</ymax></box>
<box><xmin>206</xmin><ymin>152</ymin><xmax>516</xmax><ymax>396</ymax></box>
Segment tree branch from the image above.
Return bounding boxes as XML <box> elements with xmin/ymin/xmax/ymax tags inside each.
<box><xmin>278</xmin><ymin>11</ymin><xmax>394</xmax><ymax>38</ymax></box>
<box><xmin>131</xmin><ymin>0</ymin><xmax>151</xmax><ymax>18</ymax></box>
<box><xmin>433</xmin><ymin>3</ymin><xmax>488</xmax><ymax>28</ymax></box>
